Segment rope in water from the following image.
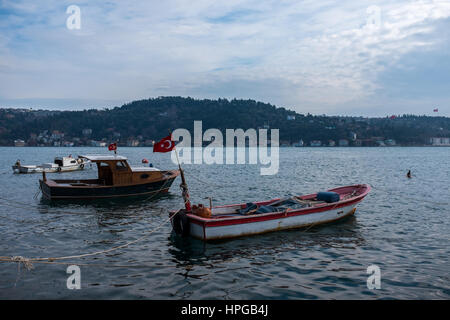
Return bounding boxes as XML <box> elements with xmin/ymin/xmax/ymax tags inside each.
<box><xmin>0</xmin><ymin>178</ymin><xmax>180</xmax><ymax>271</ymax></box>
<box><xmin>0</xmin><ymin>259</ymin><xmax>181</xmax><ymax>269</ymax></box>
<box><xmin>2</xmin><ymin>170</ymin><xmax>446</xmax><ymax>271</ymax></box>
<box><xmin>0</xmin><ymin>210</ymin><xmax>179</xmax><ymax>271</ymax></box>
<box><xmin>0</xmin><ymin>177</ymin><xmax>173</xmax><ymax>215</ymax></box>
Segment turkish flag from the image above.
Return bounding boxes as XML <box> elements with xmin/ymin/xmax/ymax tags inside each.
<box><xmin>153</xmin><ymin>135</ymin><xmax>175</xmax><ymax>153</ymax></box>
<box><xmin>108</xmin><ymin>142</ymin><xmax>117</xmax><ymax>151</ymax></box>
<box><xmin>433</xmin><ymin>108</ymin><xmax>438</xmax><ymax>112</ymax></box>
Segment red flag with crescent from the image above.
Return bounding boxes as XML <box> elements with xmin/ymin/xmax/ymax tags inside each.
<box><xmin>108</xmin><ymin>142</ymin><xmax>117</xmax><ymax>151</ymax></box>
<box><xmin>153</xmin><ymin>135</ymin><xmax>175</xmax><ymax>153</ymax></box>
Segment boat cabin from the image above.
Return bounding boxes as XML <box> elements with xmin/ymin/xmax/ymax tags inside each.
<box><xmin>54</xmin><ymin>156</ymin><xmax>78</xmax><ymax>167</ymax></box>
<box><xmin>40</xmin><ymin>154</ymin><xmax>179</xmax><ymax>199</ymax></box>
<box><xmin>79</xmin><ymin>155</ymin><xmax>165</xmax><ymax>186</ymax></box>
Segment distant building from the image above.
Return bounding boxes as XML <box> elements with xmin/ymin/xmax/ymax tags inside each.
<box><xmin>91</xmin><ymin>140</ymin><xmax>107</xmax><ymax>147</ymax></box>
<box><xmin>385</xmin><ymin>139</ymin><xmax>396</xmax><ymax>146</ymax></box>
<box><xmin>328</xmin><ymin>140</ymin><xmax>336</xmax><ymax>147</ymax></box>
<box><xmin>349</xmin><ymin>131</ymin><xmax>357</xmax><ymax>141</ymax></box>
<box><xmin>14</xmin><ymin>139</ymin><xmax>26</xmax><ymax>147</ymax></box>
<box><xmin>338</xmin><ymin>139</ymin><xmax>349</xmax><ymax>147</ymax></box>
<box><xmin>310</xmin><ymin>140</ymin><xmax>322</xmax><ymax>147</ymax></box>
<box><xmin>82</xmin><ymin>128</ymin><xmax>92</xmax><ymax>136</ymax></box>
<box><xmin>292</xmin><ymin>139</ymin><xmax>304</xmax><ymax>147</ymax></box>
<box><xmin>63</xmin><ymin>141</ymin><xmax>74</xmax><ymax>147</ymax></box>
<box><xmin>144</xmin><ymin>140</ymin><xmax>155</xmax><ymax>146</ymax></box>
<box><xmin>287</xmin><ymin>115</ymin><xmax>296</xmax><ymax>120</ymax></box>
<box><xmin>430</xmin><ymin>137</ymin><xmax>450</xmax><ymax>146</ymax></box>
<box><xmin>51</xmin><ymin>131</ymin><xmax>64</xmax><ymax>140</ymax></box>
<box><xmin>127</xmin><ymin>139</ymin><xmax>140</xmax><ymax>147</ymax></box>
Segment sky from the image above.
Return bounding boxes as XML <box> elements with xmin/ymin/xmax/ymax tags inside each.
<box><xmin>0</xmin><ymin>0</ymin><xmax>449</xmax><ymax>116</ymax></box>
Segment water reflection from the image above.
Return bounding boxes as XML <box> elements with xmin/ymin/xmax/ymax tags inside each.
<box><xmin>39</xmin><ymin>192</ymin><xmax>176</xmax><ymax>209</ymax></box>
<box><xmin>168</xmin><ymin>215</ymin><xmax>365</xmax><ymax>267</ymax></box>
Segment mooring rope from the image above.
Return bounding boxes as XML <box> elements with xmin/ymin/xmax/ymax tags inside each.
<box><xmin>0</xmin><ymin>209</ymin><xmax>179</xmax><ymax>271</ymax></box>
<box><xmin>0</xmin><ymin>177</ymin><xmax>173</xmax><ymax>215</ymax></box>
<box><xmin>0</xmin><ymin>177</ymin><xmax>180</xmax><ymax>270</ymax></box>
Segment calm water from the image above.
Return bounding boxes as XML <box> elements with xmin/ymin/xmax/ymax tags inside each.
<box><xmin>0</xmin><ymin>147</ymin><xmax>449</xmax><ymax>299</ymax></box>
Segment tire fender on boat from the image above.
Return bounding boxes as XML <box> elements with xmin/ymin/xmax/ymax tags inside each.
<box><xmin>173</xmin><ymin>211</ymin><xmax>190</xmax><ymax>237</ymax></box>
<box><xmin>80</xmin><ymin>164</ymin><xmax>84</xmax><ymax>169</ymax></box>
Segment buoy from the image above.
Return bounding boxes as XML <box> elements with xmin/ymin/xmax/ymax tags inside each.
<box><xmin>142</xmin><ymin>158</ymin><xmax>149</xmax><ymax>164</ymax></box>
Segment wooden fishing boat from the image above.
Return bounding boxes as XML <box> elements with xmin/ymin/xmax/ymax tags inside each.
<box><xmin>12</xmin><ymin>156</ymin><xmax>90</xmax><ymax>174</ymax></box>
<box><xmin>170</xmin><ymin>184</ymin><xmax>371</xmax><ymax>241</ymax></box>
<box><xmin>39</xmin><ymin>155</ymin><xmax>179</xmax><ymax>200</ymax></box>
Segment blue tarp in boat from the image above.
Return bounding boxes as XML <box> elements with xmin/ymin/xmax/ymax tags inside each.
<box><xmin>316</xmin><ymin>191</ymin><xmax>340</xmax><ymax>203</ymax></box>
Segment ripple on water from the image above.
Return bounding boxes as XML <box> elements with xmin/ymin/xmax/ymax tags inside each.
<box><xmin>0</xmin><ymin>147</ymin><xmax>449</xmax><ymax>299</ymax></box>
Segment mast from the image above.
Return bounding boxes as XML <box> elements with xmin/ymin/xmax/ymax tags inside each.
<box><xmin>170</xmin><ymin>130</ymin><xmax>192</xmax><ymax>212</ymax></box>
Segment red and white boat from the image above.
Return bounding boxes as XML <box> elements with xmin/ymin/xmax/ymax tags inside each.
<box><xmin>170</xmin><ymin>184</ymin><xmax>371</xmax><ymax>241</ymax></box>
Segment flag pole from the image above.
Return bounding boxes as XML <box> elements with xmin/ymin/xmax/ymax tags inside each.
<box><xmin>169</xmin><ymin>130</ymin><xmax>192</xmax><ymax>212</ymax></box>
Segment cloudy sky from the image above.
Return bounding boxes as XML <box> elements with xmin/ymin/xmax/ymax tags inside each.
<box><xmin>0</xmin><ymin>0</ymin><xmax>449</xmax><ymax>116</ymax></box>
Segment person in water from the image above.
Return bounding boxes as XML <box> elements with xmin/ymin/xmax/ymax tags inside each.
<box><xmin>407</xmin><ymin>170</ymin><xmax>411</xmax><ymax>178</ymax></box>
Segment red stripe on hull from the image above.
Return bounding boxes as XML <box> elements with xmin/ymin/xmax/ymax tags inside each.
<box><xmin>187</xmin><ymin>184</ymin><xmax>370</xmax><ymax>228</ymax></box>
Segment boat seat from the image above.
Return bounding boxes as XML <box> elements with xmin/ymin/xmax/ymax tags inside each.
<box><xmin>237</xmin><ymin>202</ymin><xmax>258</xmax><ymax>215</ymax></box>
<box><xmin>270</xmin><ymin>197</ymin><xmax>312</xmax><ymax>209</ymax></box>
<box><xmin>237</xmin><ymin>203</ymin><xmax>284</xmax><ymax>215</ymax></box>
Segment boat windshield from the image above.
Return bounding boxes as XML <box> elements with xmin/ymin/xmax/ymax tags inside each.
<box><xmin>116</xmin><ymin>161</ymin><xmax>128</xmax><ymax>171</ymax></box>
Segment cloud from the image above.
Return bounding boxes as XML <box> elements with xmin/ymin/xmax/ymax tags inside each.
<box><xmin>0</xmin><ymin>0</ymin><xmax>449</xmax><ymax>116</ymax></box>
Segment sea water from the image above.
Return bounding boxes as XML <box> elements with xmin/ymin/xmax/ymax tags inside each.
<box><xmin>0</xmin><ymin>147</ymin><xmax>448</xmax><ymax>299</ymax></box>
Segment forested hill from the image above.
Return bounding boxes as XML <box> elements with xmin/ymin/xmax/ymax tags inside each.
<box><xmin>0</xmin><ymin>96</ymin><xmax>449</xmax><ymax>146</ymax></box>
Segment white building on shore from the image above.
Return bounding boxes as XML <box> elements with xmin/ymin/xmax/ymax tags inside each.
<box><xmin>430</xmin><ymin>137</ymin><xmax>450</xmax><ymax>146</ymax></box>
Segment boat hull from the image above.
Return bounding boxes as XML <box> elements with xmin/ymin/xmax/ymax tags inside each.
<box><xmin>40</xmin><ymin>175</ymin><xmax>177</xmax><ymax>200</ymax></box>
<box><xmin>171</xmin><ymin>184</ymin><xmax>370</xmax><ymax>241</ymax></box>
<box><xmin>189</xmin><ymin>202</ymin><xmax>358</xmax><ymax>240</ymax></box>
<box><xmin>13</xmin><ymin>163</ymin><xmax>88</xmax><ymax>174</ymax></box>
